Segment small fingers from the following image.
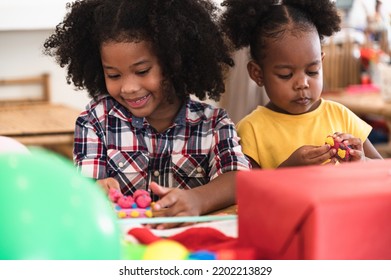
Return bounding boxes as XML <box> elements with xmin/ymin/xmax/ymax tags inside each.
<box><xmin>153</xmin><ymin>194</ymin><xmax>177</xmax><ymax>211</ymax></box>
<box><xmin>156</xmin><ymin>209</ymin><xmax>195</xmax><ymax>229</ymax></box>
<box><xmin>333</xmin><ymin>132</ymin><xmax>354</xmax><ymax>143</ymax></box>
<box><xmin>151</xmin><ymin>207</ymin><xmax>170</xmax><ymax>217</ymax></box>
<box><xmin>97</xmin><ymin>178</ymin><xmax>120</xmax><ymax>194</ymax></box>
<box><xmin>342</xmin><ymin>137</ymin><xmax>362</xmax><ymax>147</ymax></box>
<box><xmin>147</xmin><ymin>212</ymin><xmax>193</xmax><ymax>230</ymax></box>
<box><xmin>348</xmin><ymin>149</ymin><xmax>366</xmax><ymax>161</ymax></box>
<box><xmin>155</xmin><ymin>221</ymin><xmax>193</xmax><ymax>230</ymax></box>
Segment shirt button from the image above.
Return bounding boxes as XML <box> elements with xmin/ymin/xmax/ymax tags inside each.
<box><xmin>118</xmin><ymin>162</ymin><xmax>124</xmax><ymax>168</ymax></box>
<box><xmin>153</xmin><ymin>170</ymin><xmax>160</xmax><ymax>177</ymax></box>
<box><xmin>196</xmin><ymin>167</ymin><xmax>203</xmax><ymax>173</ymax></box>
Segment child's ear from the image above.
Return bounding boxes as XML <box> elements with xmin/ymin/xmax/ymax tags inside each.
<box><xmin>321</xmin><ymin>51</ymin><xmax>325</xmax><ymax>61</ymax></box>
<box><xmin>247</xmin><ymin>60</ymin><xmax>263</xmax><ymax>87</ymax></box>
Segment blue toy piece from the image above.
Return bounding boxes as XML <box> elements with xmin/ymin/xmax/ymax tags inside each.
<box><xmin>188</xmin><ymin>250</ymin><xmax>217</xmax><ymax>260</ymax></box>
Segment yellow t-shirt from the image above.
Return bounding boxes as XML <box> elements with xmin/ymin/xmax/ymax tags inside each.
<box><xmin>236</xmin><ymin>99</ymin><xmax>372</xmax><ymax>169</ymax></box>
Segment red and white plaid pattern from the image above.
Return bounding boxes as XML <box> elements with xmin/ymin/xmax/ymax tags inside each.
<box><xmin>74</xmin><ymin>95</ymin><xmax>250</xmax><ymax>196</ymax></box>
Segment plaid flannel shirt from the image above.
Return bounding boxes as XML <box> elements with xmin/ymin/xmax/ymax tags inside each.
<box><xmin>74</xmin><ymin>95</ymin><xmax>250</xmax><ymax>195</ymax></box>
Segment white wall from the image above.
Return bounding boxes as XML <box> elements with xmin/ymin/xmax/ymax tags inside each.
<box><xmin>0</xmin><ymin>1</ymin><xmax>69</xmax><ymax>30</ymax></box>
<box><xmin>0</xmin><ymin>29</ymin><xmax>90</xmax><ymax>111</ymax></box>
<box><xmin>0</xmin><ymin>0</ymin><xmax>91</xmax><ymax>111</ymax></box>
<box><xmin>0</xmin><ymin>0</ymin><xmax>235</xmax><ymax>113</ymax></box>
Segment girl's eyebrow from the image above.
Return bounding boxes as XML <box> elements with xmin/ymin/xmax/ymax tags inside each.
<box><xmin>307</xmin><ymin>60</ymin><xmax>322</xmax><ymax>67</ymax></box>
<box><xmin>274</xmin><ymin>59</ymin><xmax>322</xmax><ymax>69</ymax></box>
<box><xmin>102</xmin><ymin>65</ymin><xmax>116</xmax><ymax>70</ymax></box>
<box><xmin>133</xmin><ymin>59</ymin><xmax>150</xmax><ymax>66</ymax></box>
<box><xmin>102</xmin><ymin>59</ymin><xmax>151</xmax><ymax>69</ymax></box>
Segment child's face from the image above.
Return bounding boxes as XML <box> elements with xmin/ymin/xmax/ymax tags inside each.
<box><xmin>100</xmin><ymin>40</ymin><xmax>180</xmax><ymax>121</ymax></box>
<box><xmin>249</xmin><ymin>29</ymin><xmax>324</xmax><ymax>115</ymax></box>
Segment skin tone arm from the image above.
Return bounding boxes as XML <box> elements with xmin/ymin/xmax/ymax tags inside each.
<box><xmin>248</xmin><ymin>157</ymin><xmax>261</xmax><ymax>168</ymax></box>
<box><xmin>279</xmin><ymin>144</ymin><xmax>337</xmax><ymax>167</ymax></box>
<box><xmin>249</xmin><ymin>132</ymin><xmax>383</xmax><ymax>169</ymax></box>
<box><xmin>96</xmin><ymin>178</ymin><xmax>120</xmax><ymax>193</ymax></box>
<box><xmin>149</xmin><ymin>171</ymin><xmax>237</xmax><ymax>229</ymax></box>
<box><xmin>270</xmin><ymin>136</ymin><xmax>381</xmax><ymax>167</ymax></box>
<box><xmin>247</xmin><ymin>145</ymin><xmax>336</xmax><ymax>169</ymax></box>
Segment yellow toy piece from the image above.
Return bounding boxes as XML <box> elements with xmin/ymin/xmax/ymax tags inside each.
<box><xmin>145</xmin><ymin>209</ymin><xmax>153</xmax><ymax>218</ymax></box>
<box><xmin>143</xmin><ymin>240</ymin><xmax>189</xmax><ymax>260</ymax></box>
<box><xmin>118</xmin><ymin>211</ymin><xmax>127</xmax><ymax>218</ymax></box>
<box><xmin>325</xmin><ymin>135</ymin><xmax>335</xmax><ymax>146</ymax></box>
<box><xmin>337</xmin><ymin>149</ymin><xmax>347</xmax><ymax>159</ymax></box>
<box><xmin>130</xmin><ymin>210</ymin><xmax>140</xmax><ymax>218</ymax></box>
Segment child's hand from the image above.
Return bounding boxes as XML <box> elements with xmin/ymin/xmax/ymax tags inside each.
<box><xmin>96</xmin><ymin>177</ymin><xmax>120</xmax><ymax>194</ymax></box>
<box><xmin>332</xmin><ymin>132</ymin><xmax>365</xmax><ymax>161</ymax></box>
<box><xmin>148</xmin><ymin>182</ymin><xmax>201</xmax><ymax>230</ymax></box>
<box><xmin>280</xmin><ymin>144</ymin><xmax>336</xmax><ymax>167</ymax></box>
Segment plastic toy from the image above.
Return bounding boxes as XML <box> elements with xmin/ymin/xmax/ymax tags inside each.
<box><xmin>108</xmin><ymin>188</ymin><xmax>153</xmax><ymax>219</ymax></box>
<box><xmin>142</xmin><ymin>240</ymin><xmax>189</xmax><ymax>260</ymax></box>
<box><xmin>108</xmin><ymin>188</ymin><xmax>122</xmax><ymax>202</ymax></box>
<box><xmin>325</xmin><ymin>135</ymin><xmax>351</xmax><ymax>162</ymax></box>
<box><xmin>188</xmin><ymin>250</ymin><xmax>217</xmax><ymax>260</ymax></box>
<box><xmin>117</xmin><ymin>196</ymin><xmax>134</xmax><ymax>208</ymax></box>
<box><xmin>133</xmin><ymin>189</ymin><xmax>152</xmax><ymax>208</ymax></box>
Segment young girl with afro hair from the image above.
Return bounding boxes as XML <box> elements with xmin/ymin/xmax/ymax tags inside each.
<box><xmin>44</xmin><ymin>0</ymin><xmax>250</xmax><ymax>228</ymax></box>
<box><xmin>220</xmin><ymin>0</ymin><xmax>382</xmax><ymax>169</ymax></box>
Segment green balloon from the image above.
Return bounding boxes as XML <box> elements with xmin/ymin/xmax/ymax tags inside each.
<box><xmin>0</xmin><ymin>148</ymin><xmax>121</xmax><ymax>259</ymax></box>
<box><xmin>121</xmin><ymin>240</ymin><xmax>147</xmax><ymax>260</ymax></box>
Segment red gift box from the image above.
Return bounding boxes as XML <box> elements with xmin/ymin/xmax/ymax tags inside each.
<box><xmin>237</xmin><ymin>159</ymin><xmax>391</xmax><ymax>259</ymax></box>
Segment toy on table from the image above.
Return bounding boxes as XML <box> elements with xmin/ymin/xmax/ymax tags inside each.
<box><xmin>108</xmin><ymin>188</ymin><xmax>153</xmax><ymax>219</ymax></box>
<box><xmin>325</xmin><ymin>135</ymin><xmax>351</xmax><ymax>162</ymax></box>
<box><xmin>122</xmin><ymin>238</ymin><xmax>255</xmax><ymax>260</ymax></box>
<box><xmin>143</xmin><ymin>240</ymin><xmax>189</xmax><ymax>260</ymax></box>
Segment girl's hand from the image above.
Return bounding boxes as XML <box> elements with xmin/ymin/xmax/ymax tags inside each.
<box><xmin>280</xmin><ymin>144</ymin><xmax>336</xmax><ymax>167</ymax></box>
<box><xmin>332</xmin><ymin>132</ymin><xmax>365</xmax><ymax>161</ymax></box>
<box><xmin>148</xmin><ymin>182</ymin><xmax>201</xmax><ymax>229</ymax></box>
<box><xmin>96</xmin><ymin>177</ymin><xmax>120</xmax><ymax>194</ymax></box>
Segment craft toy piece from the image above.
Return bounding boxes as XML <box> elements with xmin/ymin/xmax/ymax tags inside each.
<box><xmin>108</xmin><ymin>188</ymin><xmax>153</xmax><ymax>219</ymax></box>
<box><xmin>114</xmin><ymin>204</ymin><xmax>153</xmax><ymax>219</ymax></box>
<box><xmin>133</xmin><ymin>189</ymin><xmax>152</xmax><ymax>208</ymax></box>
<box><xmin>108</xmin><ymin>188</ymin><xmax>122</xmax><ymax>202</ymax></box>
<box><xmin>117</xmin><ymin>195</ymin><xmax>135</xmax><ymax>209</ymax></box>
<box><xmin>325</xmin><ymin>135</ymin><xmax>351</xmax><ymax>162</ymax></box>
<box><xmin>143</xmin><ymin>240</ymin><xmax>189</xmax><ymax>260</ymax></box>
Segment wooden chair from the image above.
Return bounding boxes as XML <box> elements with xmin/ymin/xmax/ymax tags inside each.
<box><xmin>0</xmin><ymin>73</ymin><xmax>50</xmax><ymax>105</ymax></box>
<box><xmin>0</xmin><ymin>73</ymin><xmax>81</xmax><ymax>159</ymax></box>
<box><xmin>322</xmin><ymin>36</ymin><xmax>362</xmax><ymax>91</ymax></box>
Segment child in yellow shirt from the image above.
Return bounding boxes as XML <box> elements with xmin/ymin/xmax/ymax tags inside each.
<box><xmin>220</xmin><ymin>0</ymin><xmax>383</xmax><ymax>168</ymax></box>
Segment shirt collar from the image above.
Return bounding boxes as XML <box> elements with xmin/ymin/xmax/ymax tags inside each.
<box><xmin>104</xmin><ymin>95</ymin><xmax>206</xmax><ymax>128</ymax></box>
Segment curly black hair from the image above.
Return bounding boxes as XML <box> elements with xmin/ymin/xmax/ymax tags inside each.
<box><xmin>43</xmin><ymin>0</ymin><xmax>234</xmax><ymax>102</ymax></box>
<box><xmin>220</xmin><ymin>0</ymin><xmax>341</xmax><ymax>62</ymax></box>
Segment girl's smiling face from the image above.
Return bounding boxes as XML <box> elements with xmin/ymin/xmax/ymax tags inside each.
<box><xmin>248</xmin><ymin>29</ymin><xmax>324</xmax><ymax>115</ymax></box>
<box><xmin>100</xmin><ymin>40</ymin><xmax>181</xmax><ymax>128</ymax></box>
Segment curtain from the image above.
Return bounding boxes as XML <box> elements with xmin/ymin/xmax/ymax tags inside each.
<box><xmin>221</xmin><ymin>48</ymin><xmax>268</xmax><ymax>124</ymax></box>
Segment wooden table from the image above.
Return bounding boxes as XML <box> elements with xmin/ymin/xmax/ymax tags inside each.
<box><xmin>0</xmin><ymin>103</ymin><xmax>81</xmax><ymax>158</ymax></box>
<box><xmin>322</xmin><ymin>89</ymin><xmax>391</xmax><ymax>157</ymax></box>
<box><xmin>209</xmin><ymin>204</ymin><xmax>237</xmax><ymax>215</ymax></box>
